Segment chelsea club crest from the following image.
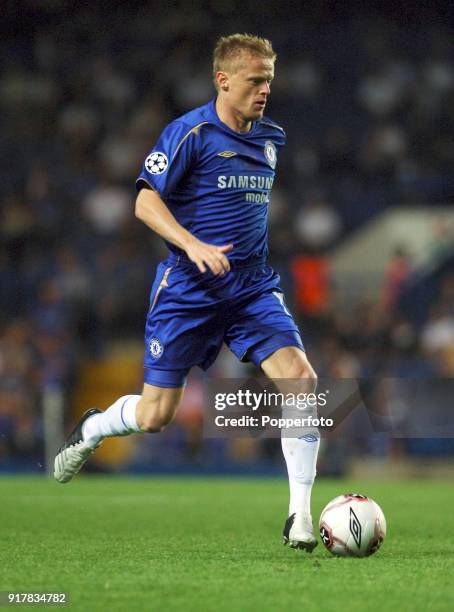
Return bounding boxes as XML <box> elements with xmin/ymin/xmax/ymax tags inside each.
<box><xmin>264</xmin><ymin>141</ymin><xmax>277</xmax><ymax>169</ymax></box>
<box><xmin>149</xmin><ymin>337</ymin><xmax>164</xmax><ymax>359</ymax></box>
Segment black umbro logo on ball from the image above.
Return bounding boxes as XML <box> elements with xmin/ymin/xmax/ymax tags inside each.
<box><xmin>349</xmin><ymin>507</ymin><xmax>362</xmax><ymax>548</ymax></box>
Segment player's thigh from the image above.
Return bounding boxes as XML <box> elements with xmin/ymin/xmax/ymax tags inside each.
<box><xmin>261</xmin><ymin>346</ymin><xmax>317</xmax><ymax>387</ymax></box>
<box><xmin>226</xmin><ymin>284</ymin><xmax>304</xmax><ymax>365</ymax></box>
<box><xmin>136</xmin><ymin>383</ymin><xmax>185</xmax><ymax>431</ymax></box>
<box><xmin>144</xmin><ymin>264</ymin><xmax>225</xmax><ymax>381</ymax></box>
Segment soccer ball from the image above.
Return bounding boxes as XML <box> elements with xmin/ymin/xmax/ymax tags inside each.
<box><xmin>319</xmin><ymin>493</ymin><xmax>386</xmax><ymax>557</ymax></box>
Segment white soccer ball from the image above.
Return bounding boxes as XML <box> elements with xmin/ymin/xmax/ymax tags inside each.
<box><xmin>319</xmin><ymin>493</ymin><xmax>387</xmax><ymax>557</ymax></box>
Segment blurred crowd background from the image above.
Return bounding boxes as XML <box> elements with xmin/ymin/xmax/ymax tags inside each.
<box><xmin>1</xmin><ymin>1</ymin><xmax>454</xmax><ymax>474</ymax></box>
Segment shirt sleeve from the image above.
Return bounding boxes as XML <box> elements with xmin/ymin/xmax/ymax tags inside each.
<box><xmin>136</xmin><ymin>120</ymin><xmax>198</xmax><ymax>198</ymax></box>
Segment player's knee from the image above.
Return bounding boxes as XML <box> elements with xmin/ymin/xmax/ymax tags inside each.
<box><xmin>287</xmin><ymin>360</ymin><xmax>318</xmax><ymax>391</ymax></box>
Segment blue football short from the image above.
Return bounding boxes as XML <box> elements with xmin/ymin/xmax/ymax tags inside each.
<box><xmin>143</xmin><ymin>254</ymin><xmax>304</xmax><ymax>387</ymax></box>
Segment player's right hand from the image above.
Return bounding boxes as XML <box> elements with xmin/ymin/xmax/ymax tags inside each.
<box><xmin>184</xmin><ymin>239</ymin><xmax>233</xmax><ymax>275</ymax></box>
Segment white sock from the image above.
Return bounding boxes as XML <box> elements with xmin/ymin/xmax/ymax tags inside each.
<box><xmin>281</xmin><ymin>434</ymin><xmax>320</xmax><ymax>516</ymax></box>
<box><xmin>82</xmin><ymin>395</ymin><xmax>142</xmax><ymax>449</ymax></box>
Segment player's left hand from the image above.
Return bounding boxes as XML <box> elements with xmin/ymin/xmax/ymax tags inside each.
<box><xmin>184</xmin><ymin>239</ymin><xmax>233</xmax><ymax>275</ymax></box>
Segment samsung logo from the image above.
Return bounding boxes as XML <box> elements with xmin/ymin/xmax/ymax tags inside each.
<box><xmin>217</xmin><ymin>175</ymin><xmax>274</xmax><ymax>190</ymax></box>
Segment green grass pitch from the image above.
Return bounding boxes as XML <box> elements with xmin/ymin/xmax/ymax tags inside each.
<box><xmin>1</xmin><ymin>476</ymin><xmax>453</xmax><ymax>611</ymax></box>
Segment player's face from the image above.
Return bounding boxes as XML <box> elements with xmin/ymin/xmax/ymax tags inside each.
<box><xmin>222</xmin><ymin>54</ymin><xmax>275</xmax><ymax>122</ymax></box>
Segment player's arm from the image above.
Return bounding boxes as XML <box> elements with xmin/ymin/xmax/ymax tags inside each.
<box><xmin>135</xmin><ymin>187</ymin><xmax>233</xmax><ymax>275</ymax></box>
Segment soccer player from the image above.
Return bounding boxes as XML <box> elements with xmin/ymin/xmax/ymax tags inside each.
<box><xmin>54</xmin><ymin>34</ymin><xmax>320</xmax><ymax>552</ymax></box>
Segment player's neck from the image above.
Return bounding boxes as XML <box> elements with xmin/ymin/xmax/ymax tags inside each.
<box><xmin>215</xmin><ymin>98</ymin><xmax>252</xmax><ymax>133</ymax></box>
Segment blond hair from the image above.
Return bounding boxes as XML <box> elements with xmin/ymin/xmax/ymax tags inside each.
<box><xmin>212</xmin><ymin>33</ymin><xmax>276</xmax><ymax>90</ymax></box>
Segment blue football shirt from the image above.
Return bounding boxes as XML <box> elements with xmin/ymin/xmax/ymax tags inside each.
<box><xmin>136</xmin><ymin>99</ymin><xmax>286</xmax><ymax>264</ymax></box>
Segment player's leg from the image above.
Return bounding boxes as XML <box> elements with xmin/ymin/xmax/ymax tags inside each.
<box><xmin>54</xmin><ymin>257</ymin><xmax>225</xmax><ymax>483</ymax></box>
<box><xmin>224</xmin><ymin>271</ymin><xmax>319</xmax><ymax>551</ymax></box>
<box><xmin>54</xmin><ymin>384</ymin><xmax>184</xmax><ymax>483</ymax></box>
<box><xmin>260</xmin><ymin>346</ymin><xmax>319</xmax><ymax>552</ymax></box>
<box><xmin>82</xmin><ymin>382</ymin><xmax>185</xmax><ymax>444</ymax></box>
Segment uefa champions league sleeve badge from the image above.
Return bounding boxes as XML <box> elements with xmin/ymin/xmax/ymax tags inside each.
<box><xmin>145</xmin><ymin>152</ymin><xmax>169</xmax><ymax>174</ymax></box>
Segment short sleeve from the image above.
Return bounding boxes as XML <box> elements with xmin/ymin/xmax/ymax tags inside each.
<box><xmin>136</xmin><ymin>120</ymin><xmax>198</xmax><ymax>198</ymax></box>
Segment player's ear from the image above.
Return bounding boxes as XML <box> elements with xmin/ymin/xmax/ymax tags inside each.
<box><xmin>216</xmin><ymin>71</ymin><xmax>229</xmax><ymax>92</ymax></box>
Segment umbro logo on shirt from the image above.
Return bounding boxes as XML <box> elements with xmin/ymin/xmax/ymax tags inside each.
<box><xmin>217</xmin><ymin>151</ymin><xmax>237</xmax><ymax>158</ymax></box>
